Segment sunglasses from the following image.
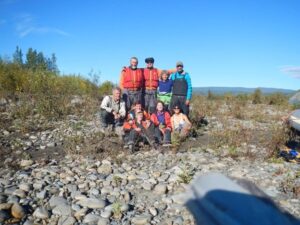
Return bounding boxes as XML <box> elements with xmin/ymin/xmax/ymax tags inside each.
<box><xmin>174</xmin><ymin>108</ymin><xmax>180</xmax><ymax>110</ymax></box>
<box><xmin>176</xmin><ymin>65</ymin><xmax>183</xmax><ymax>68</ymax></box>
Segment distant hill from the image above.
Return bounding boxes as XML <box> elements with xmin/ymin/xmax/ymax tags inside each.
<box><xmin>193</xmin><ymin>87</ymin><xmax>296</xmax><ymax>95</ymax></box>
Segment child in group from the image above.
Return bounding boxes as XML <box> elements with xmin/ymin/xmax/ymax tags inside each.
<box><xmin>150</xmin><ymin>101</ymin><xmax>172</xmax><ymax>147</ymax></box>
<box><xmin>171</xmin><ymin>104</ymin><xmax>192</xmax><ymax>139</ymax></box>
<box><xmin>157</xmin><ymin>70</ymin><xmax>173</xmax><ymax>111</ymax></box>
<box><xmin>123</xmin><ymin>111</ymin><xmax>157</xmax><ymax>152</ymax></box>
<box><xmin>127</xmin><ymin>101</ymin><xmax>150</xmax><ymax>121</ymax></box>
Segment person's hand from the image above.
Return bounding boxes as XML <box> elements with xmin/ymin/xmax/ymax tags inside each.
<box><xmin>128</xmin><ymin>120</ymin><xmax>133</xmax><ymax>125</ymax></box>
<box><xmin>159</xmin><ymin>123</ymin><xmax>165</xmax><ymax>129</ymax></box>
<box><xmin>114</xmin><ymin>112</ymin><xmax>120</xmax><ymax>119</ymax></box>
<box><xmin>185</xmin><ymin>100</ymin><xmax>190</xmax><ymax>105</ymax></box>
<box><xmin>145</xmin><ymin>120</ymin><xmax>151</xmax><ymax>128</ymax></box>
<box><xmin>135</xmin><ymin>127</ymin><xmax>141</xmax><ymax>132</ymax></box>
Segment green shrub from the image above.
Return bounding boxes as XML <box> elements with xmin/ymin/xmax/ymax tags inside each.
<box><xmin>252</xmin><ymin>88</ymin><xmax>263</xmax><ymax>104</ymax></box>
<box><xmin>265</xmin><ymin>92</ymin><xmax>289</xmax><ymax>106</ymax></box>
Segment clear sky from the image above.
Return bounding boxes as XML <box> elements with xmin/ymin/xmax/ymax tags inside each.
<box><xmin>1</xmin><ymin>0</ymin><xmax>300</xmax><ymax>90</ymax></box>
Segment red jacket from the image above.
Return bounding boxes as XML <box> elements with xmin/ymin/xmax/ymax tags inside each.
<box><xmin>120</xmin><ymin>67</ymin><xmax>143</xmax><ymax>90</ymax></box>
<box><xmin>124</xmin><ymin>110</ymin><xmax>151</xmax><ymax>130</ymax></box>
<box><xmin>123</xmin><ymin>119</ymin><xmax>150</xmax><ymax>131</ymax></box>
<box><xmin>143</xmin><ymin>68</ymin><xmax>159</xmax><ymax>90</ymax></box>
<box><xmin>150</xmin><ymin>111</ymin><xmax>172</xmax><ymax>132</ymax></box>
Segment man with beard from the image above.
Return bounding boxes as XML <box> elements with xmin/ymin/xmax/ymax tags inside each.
<box><xmin>120</xmin><ymin>57</ymin><xmax>144</xmax><ymax>110</ymax></box>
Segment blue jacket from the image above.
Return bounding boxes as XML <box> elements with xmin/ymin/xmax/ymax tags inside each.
<box><xmin>170</xmin><ymin>72</ymin><xmax>192</xmax><ymax>100</ymax></box>
<box><xmin>158</xmin><ymin>79</ymin><xmax>173</xmax><ymax>94</ymax></box>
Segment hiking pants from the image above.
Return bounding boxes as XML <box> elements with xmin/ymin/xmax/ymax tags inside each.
<box><xmin>157</xmin><ymin>93</ymin><xmax>172</xmax><ymax>112</ymax></box>
<box><xmin>127</xmin><ymin>123</ymin><xmax>156</xmax><ymax>146</ymax></box>
<box><xmin>122</xmin><ymin>89</ymin><xmax>142</xmax><ymax>111</ymax></box>
<box><xmin>100</xmin><ymin>109</ymin><xmax>123</xmax><ymax>128</ymax></box>
<box><xmin>154</xmin><ymin>127</ymin><xmax>171</xmax><ymax>144</ymax></box>
<box><xmin>170</xmin><ymin>95</ymin><xmax>189</xmax><ymax>116</ymax></box>
<box><xmin>144</xmin><ymin>90</ymin><xmax>157</xmax><ymax>114</ymax></box>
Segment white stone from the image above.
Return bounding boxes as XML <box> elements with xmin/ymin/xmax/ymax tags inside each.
<box><xmin>33</xmin><ymin>207</ymin><xmax>49</xmax><ymax>219</ymax></box>
<box><xmin>77</xmin><ymin>198</ymin><xmax>106</xmax><ymax>209</ymax></box>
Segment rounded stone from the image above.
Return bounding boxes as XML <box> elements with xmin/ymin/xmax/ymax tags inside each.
<box><xmin>33</xmin><ymin>207</ymin><xmax>49</xmax><ymax>219</ymax></box>
<box><xmin>19</xmin><ymin>184</ymin><xmax>31</xmax><ymax>192</ymax></box>
<box><xmin>77</xmin><ymin>198</ymin><xmax>106</xmax><ymax>209</ymax></box>
<box><xmin>97</xmin><ymin>218</ymin><xmax>109</xmax><ymax>225</ymax></box>
<box><xmin>100</xmin><ymin>209</ymin><xmax>112</xmax><ymax>219</ymax></box>
<box><xmin>83</xmin><ymin>213</ymin><xmax>101</xmax><ymax>224</ymax></box>
<box><xmin>11</xmin><ymin>203</ymin><xmax>26</xmax><ymax>219</ymax></box>
<box><xmin>149</xmin><ymin>207</ymin><xmax>157</xmax><ymax>216</ymax></box>
<box><xmin>20</xmin><ymin>160</ymin><xmax>33</xmax><ymax>167</ymax></box>
<box><xmin>153</xmin><ymin>183</ymin><xmax>167</xmax><ymax>195</ymax></box>
<box><xmin>131</xmin><ymin>214</ymin><xmax>151</xmax><ymax>225</ymax></box>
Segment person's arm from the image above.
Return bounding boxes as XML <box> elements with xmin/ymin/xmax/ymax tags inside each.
<box><xmin>157</xmin><ymin>68</ymin><xmax>177</xmax><ymax>76</ymax></box>
<box><xmin>123</xmin><ymin>120</ymin><xmax>133</xmax><ymax>130</ymax></box>
<box><xmin>119</xmin><ymin>68</ymin><xmax>126</xmax><ymax>90</ymax></box>
<box><xmin>183</xmin><ymin>114</ymin><xmax>192</xmax><ymax>127</ymax></box>
<box><xmin>185</xmin><ymin>73</ymin><xmax>192</xmax><ymax>101</ymax></box>
<box><xmin>144</xmin><ymin>111</ymin><xmax>151</xmax><ymax>120</ymax></box>
<box><xmin>165</xmin><ymin>112</ymin><xmax>172</xmax><ymax>130</ymax></box>
<box><xmin>150</xmin><ymin>114</ymin><xmax>159</xmax><ymax>126</ymax></box>
<box><xmin>169</xmin><ymin>73</ymin><xmax>175</xmax><ymax>81</ymax></box>
<box><xmin>171</xmin><ymin>115</ymin><xmax>175</xmax><ymax>130</ymax></box>
<box><xmin>100</xmin><ymin>96</ymin><xmax>113</xmax><ymax>113</ymax></box>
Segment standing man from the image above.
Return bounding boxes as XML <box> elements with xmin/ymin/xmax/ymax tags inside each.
<box><xmin>120</xmin><ymin>57</ymin><xmax>144</xmax><ymax>110</ymax></box>
<box><xmin>143</xmin><ymin>57</ymin><xmax>160</xmax><ymax>114</ymax></box>
<box><xmin>170</xmin><ymin>61</ymin><xmax>192</xmax><ymax>116</ymax></box>
<box><xmin>100</xmin><ymin>87</ymin><xmax>126</xmax><ymax>131</ymax></box>
<box><xmin>143</xmin><ymin>57</ymin><xmax>176</xmax><ymax>114</ymax></box>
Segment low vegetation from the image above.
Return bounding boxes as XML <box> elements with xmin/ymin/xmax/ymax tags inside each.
<box><xmin>190</xmin><ymin>92</ymin><xmax>293</xmax><ymax>160</ymax></box>
<box><xmin>0</xmin><ymin>46</ymin><xmax>114</xmax><ymax>120</ymax></box>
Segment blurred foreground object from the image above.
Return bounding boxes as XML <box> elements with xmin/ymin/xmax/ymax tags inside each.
<box><xmin>185</xmin><ymin>173</ymin><xmax>300</xmax><ymax>225</ymax></box>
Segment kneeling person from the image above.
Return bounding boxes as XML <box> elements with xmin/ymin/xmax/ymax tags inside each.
<box><xmin>100</xmin><ymin>87</ymin><xmax>126</xmax><ymax>131</ymax></box>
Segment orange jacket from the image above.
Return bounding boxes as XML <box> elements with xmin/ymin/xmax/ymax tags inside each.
<box><xmin>123</xmin><ymin>119</ymin><xmax>150</xmax><ymax>131</ymax></box>
<box><xmin>127</xmin><ymin>109</ymin><xmax>150</xmax><ymax>121</ymax></box>
<box><xmin>143</xmin><ymin>68</ymin><xmax>159</xmax><ymax>90</ymax></box>
<box><xmin>120</xmin><ymin>67</ymin><xmax>144</xmax><ymax>90</ymax></box>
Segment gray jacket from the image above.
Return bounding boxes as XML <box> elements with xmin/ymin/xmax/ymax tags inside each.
<box><xmin>100</xmin><ymin>96</ymin><xmax>126</xmax><ymax>118</ymax></box>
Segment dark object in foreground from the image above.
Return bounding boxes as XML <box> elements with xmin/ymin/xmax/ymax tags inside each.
<box><xmin>185</xmin><ymin>173</ymin><xmax>300</xmax><ymax>225</ymax></box>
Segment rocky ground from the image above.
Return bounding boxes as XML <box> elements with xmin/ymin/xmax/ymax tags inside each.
<box><xmin>0</xmin><ymin>99</ymin><xmax>300</xmax><ymax>225</ymax></box>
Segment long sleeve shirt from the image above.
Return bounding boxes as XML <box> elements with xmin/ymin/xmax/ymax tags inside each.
<box><xmin>100</xmin><ymin>95</ymin><xmax>126</xmax><ymax>118</ymax></box>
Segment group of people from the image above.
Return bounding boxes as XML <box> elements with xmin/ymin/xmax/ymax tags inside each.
<box><xmin>100</xmin><ymin>56</ymin><xmax>193</xmax><ymax>152</ymax></box>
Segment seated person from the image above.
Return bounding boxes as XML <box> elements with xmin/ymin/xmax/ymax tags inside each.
<box><xmin>171</xmin><ymin>104</ymin><xmax>192</xmax><ymax>138</ymax></box>
<box><xmin>100</xmin><ymin>87</ymin><xmax>126</xmax><ymax>131</ymax></box>
<box><xmin>157</xmin><ymin>70</ymin><xmax>173</xmax><ymax>111</ymax></box>
<box><xmin>151</xmin><ymin>101</ymin><xmax>172</xmax><ymax>146</ymax></box>
<box><xmin>123</xmin><ymin>111</ymin><xmax>157</xmax><ymax>152</ymax></box>
<box><xmin>127</xmin><ymin>101</ymin><xmax>150</xmax><ymax>121</ymax></box>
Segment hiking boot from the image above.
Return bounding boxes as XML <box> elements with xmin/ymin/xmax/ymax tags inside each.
<box><xmin>152</xmin><ymin>142</ymin><xmax>159</xmax><ymax>150</ymax></box>
<box><xmin>99</xmin><ymin>126</ymin><xmax>107</xmax><ymax>133</ymax></box>
<box><xmin>163</xmin><ymin>143</ymin><xmax>172</xmax><ymax>147</ymax></box>
<box><xmin>128</xmin><ymin>144</ymin><xmax>134</xmax><ymax>153</ymax></box>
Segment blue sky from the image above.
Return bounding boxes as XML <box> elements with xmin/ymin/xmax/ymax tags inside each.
<box><xmin>1</xmin><ymin>0</ymin><xmax>300</xmax><ymax>90</ymax></box>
